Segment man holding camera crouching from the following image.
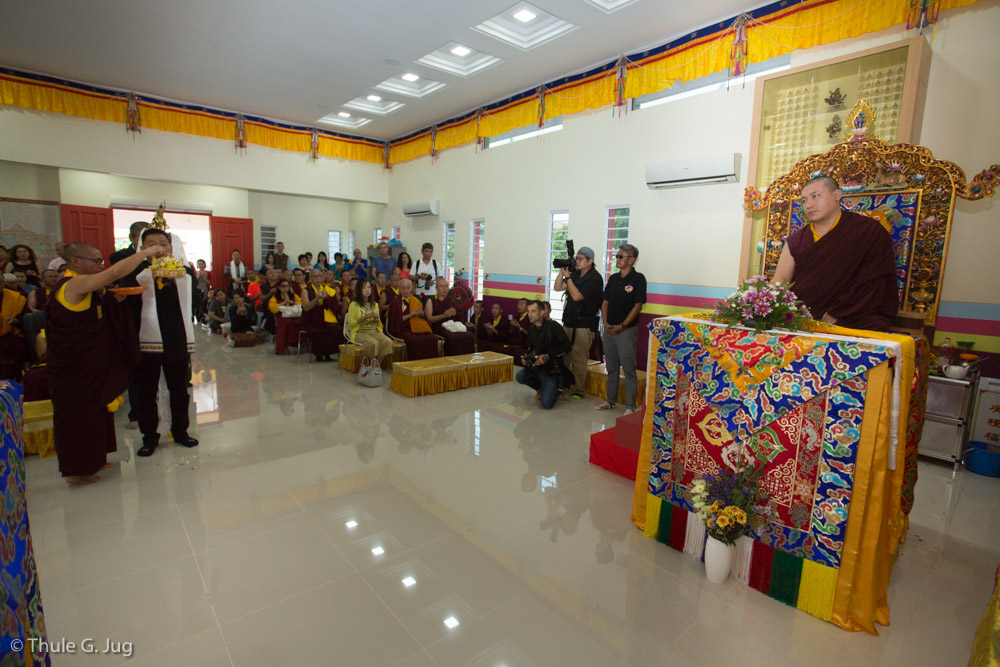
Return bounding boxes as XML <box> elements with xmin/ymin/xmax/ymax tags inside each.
<box><xmin>553</xmin><ymin>246</ymin><xmax>604</xmax><ymax>398</ymax></box>
<box><xmin>515</xmin><ymin>300</ymin><xmax>572</xmax><ymax>409</ymax></box>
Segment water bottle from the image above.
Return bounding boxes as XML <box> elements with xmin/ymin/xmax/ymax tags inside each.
<box><xmin>938</xmin><ymin>337</ymin><xmax>955</xmax><ymax>369</ymax></box>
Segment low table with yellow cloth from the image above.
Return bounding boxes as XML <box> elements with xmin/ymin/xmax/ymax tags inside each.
<box><xmin>632</xmin><ymin>315</ymin><xmax>921</xmax><ymax>635</ymax></box>
<box><xmin>390</xmin><ymin>351</ymin><xmax>514</xmax><ymax>397</ymax></box>
<box><xmin>584</xmin><ymin>362</ymin><xmax>647</xmax><ymax>404</ymax></box>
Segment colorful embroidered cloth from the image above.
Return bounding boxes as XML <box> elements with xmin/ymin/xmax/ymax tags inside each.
<box><xmin>1</xmin><ymin>381</ymin><xmax>50</xmax><ymax>665</ymax></box>
<box><xmin>633</xmin><ymin>316</ymin><xmax>921</xmax><ymax>634</ymax></box>
<box><xmin>647</xmin><ymin>319</ymin><xmax>893</xmax><ymax>568</ymax></box>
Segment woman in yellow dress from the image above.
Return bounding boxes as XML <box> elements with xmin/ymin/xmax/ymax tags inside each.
<box><xmin>346</xmin><ymin>280</ymin><xmax>393</xmax><ymax>369</ymax></box>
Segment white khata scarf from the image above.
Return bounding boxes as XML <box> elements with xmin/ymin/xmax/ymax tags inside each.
<box><xmin>230</xmin><ymin>260</ymin><xmax>246</xmax><ymax>279</ymax></box>
<box><xmin>136</xmin><ymin>268</ymin><xmax>195</xmax><ymax>353</ymax></box>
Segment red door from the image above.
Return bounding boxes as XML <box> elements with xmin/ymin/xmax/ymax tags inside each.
<box><xmin>210</xmin><ymin>216</ymin><xmax>253</xmax><ymax>288</ymax></box>
<box><xmin>60</xmin><ymin>205</ymin><xmax>115</xmax><ymax>261</ymax></box>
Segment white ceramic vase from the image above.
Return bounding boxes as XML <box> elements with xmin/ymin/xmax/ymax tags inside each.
<box><xmin>704</xmin><ymin>535</ymin><xmax>735</xmax><ymax>583</ymax></box>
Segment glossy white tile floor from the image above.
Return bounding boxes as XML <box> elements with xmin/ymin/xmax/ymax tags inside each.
<box><xmin>24</xmin><ymin>329</ymin><xmax>999</xmax><ymax>665</ymax></box>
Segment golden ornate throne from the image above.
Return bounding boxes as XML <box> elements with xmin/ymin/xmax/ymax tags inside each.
<box><xmin>745</xmin><ymin>100</ymin><xmax>998</xmax><ymax>327</ymax></box>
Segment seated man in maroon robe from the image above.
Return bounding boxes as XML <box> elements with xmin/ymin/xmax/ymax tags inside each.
<box><xmin>300</xmin><ymin>269</ymin><xmax>342</xmax><ymax>362</ymax></box>
<box><xmin>46</xmin><ymin>241</ymin><xmax>162</xmax><ymax>484</ymax></box>
<box><xmin>773</xmin><ymin>175</ymin><xmax>898</xmax><ymax>332</ymax></box>
<box><xmin>379</xmin><ymin>271</ymin><xmax>400</xmax><ymax>328</ymax></box>
<box><xmin>387</xmin><ymin>278</ymin><xmax>439</xmax><ymax>360</ymax></box>
<box><xmin>0</xmin><ymin>280</ymin><xmax>28</xmax><ymax>380</ymax></box>
<box><xmin>426</xmin><ymin>277</ymin><xmax>475</xmax><ymax>355</ymax></box>
<box><xmin>503</xmin><ymin>298</ymin><xmax>531</xmax><ymax>364</ymax></box>
<box><xmin>465</xmin><ymin>300</ymin><xmax>488</xmax><ymax>351</ymax></box>
<box><xmin>480</xmin><ymin>301</ymin><xmax>509</xmax><ymax>352</ymax></box>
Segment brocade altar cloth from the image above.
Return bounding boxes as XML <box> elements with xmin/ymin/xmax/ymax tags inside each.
<box><xmin>632</xmin><ymin>316</ymin><xmax>919</xmax><ymax>634</ymax></box>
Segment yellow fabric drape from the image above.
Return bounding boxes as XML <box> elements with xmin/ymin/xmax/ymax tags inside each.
<box><xmin>584</xmin><ymin>364</ymin><xmax>648</xmax><ymax>403</ymax></box>
<box><xmin>465</xmin><ymin>362</ymin><xmax>513</xmax><ymax>388</ymax></box>
<box><xmin>970</xmin><ymin>567</ymin><xmax>1000</xmax><ymax>667</ymax></box>
<box><xmin>831</xmin><ymin>361</ymin><xmax>893</xmax><ymax>634</ymax></box>
<box><xmin>478</xmin><ymin>97</ymin><xmax>539</xmax><ymax>139</ymax></box>
<box><xmin>631</xmin><ymin>338</ymin><xmax>661</xmax><ymax>530</ymax></box>
<box><xmin>543</xmin><ymin>73</ymin><xmax>617</xmax><ymax>121</ymax></box>
<box><xmin>434</xmin><ymin>117</ymin><xmax>478</xmax><ymax>152</ymax></box>
<box><xmin>338</xmin><ymin>343</ymin><xmax>362</xmax><ymax>372</ymax></box>
<box><xmin>245</xmin><ymin>121</ymin><xmax>311</xmax><ymax>154</ymax></box>
<box><xmin>0</xmin><ymin>71</ymin><xmax>125</xmax><ymax>123</ymax></box>
<box><xmin>643</xmin><ymin>493</ymin><xmax>661</xmax><ymax>539</ymax></box>
<box><xmin>389</xmin><ymin>132</ymin><xmax>433</xmax><ymax>165</ymax></box>
<box><xmin>797</xmin><ymin>559</ymin><xmax>839</xmax><ymax>622</ymax></box>
<box><xmin>0</xmin><ymin>288</ymin><xmax>27</xmax><ymax>337</ymax></box>
<box><xmin>140</xmin><ymin>102</ymin><xmax>232</xmax><ymax>141</ymax></box>
<box><xmin>389</xmin><ymin>368</ymin><xmax>467</xmax><ymax>397</ymax></box>
<box><xmin>316</xmin><ymin>135</ymin><xmax>384</xmax><ymax>163</ymax></box>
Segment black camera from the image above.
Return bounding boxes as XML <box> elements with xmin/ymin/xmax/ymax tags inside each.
<box><xmin>552</xmin><ymin>239</ymin><xmax>575</xmax><ymax>271</ymax></box>
<box><xmin>522</xmin><ymin>351</ymin><xmax>538</xmax><ymax>367</ymax></box>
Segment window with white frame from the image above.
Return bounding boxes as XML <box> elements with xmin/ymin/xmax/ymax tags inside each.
<box><xmin>346</xmin><ymin>230</ymin><xmax>356</xmax><ymax>258</ymax></box>
<box><xmin>373</xmin><ymin>227</ymin><xmax>383</xmax><ymax>243</ymax></box>
<box><xmin>547</xmin><ymin>211</ymin><xmax>570</xmax><ymax>323</ymax></box>
<box><xmin>604</xmin><ymin>207</ymin><xmax>630</xmax><ymax>278</ymax></box>
<box><xmin>260</xmin><ymin>225</ymin><xmax>277</xmax><ymax>266</ymax></box>
<box><xmin>441</xmin><ymin>221</ymin><xmax>456</xmax><ymax>283</ymax></box>
<box><xmin>470</xmin><ymin>219</ymin><xmax>485</xmax><ymax>299</ymax></box>
<box><xmin>327</xmin><ymin>230</ymin><xmax>342</xmax><ymax>261</ymax></box>
<box><xmin>391</xmin><ymin>226</ymin><xmax>401</xmax><ymax>241</ymax></box>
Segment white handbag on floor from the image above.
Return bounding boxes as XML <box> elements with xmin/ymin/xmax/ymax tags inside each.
<box><xmin>358</xmin><ymin>356</ymin><xmax>383</xmax><ymax>388</ymax></box>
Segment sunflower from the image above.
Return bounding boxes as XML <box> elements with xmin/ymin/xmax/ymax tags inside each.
<box><xmin>717</xmin><ymin>515</ymin><xmax>731</xmax><ymax>528</ymax></box>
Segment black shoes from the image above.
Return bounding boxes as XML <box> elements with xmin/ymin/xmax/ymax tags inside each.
<box><xmin>173</xmin><ymin>434</ymin><xmax>199</xmax><ymax>448</ymax></box>
<box><xmin>137</xmin><ymin>438</ymin><xmax>159</xmax><ymax>457</ymax></box>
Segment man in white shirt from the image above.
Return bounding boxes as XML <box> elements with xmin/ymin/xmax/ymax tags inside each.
<box><xmin>47</xmin><ymin>242</ymin><xmax>68</xmax><ymax>271</ymax></box>
<box><xmin>413</xmin><ymin>242</ymin><xmax>442</xmax><ymax>300</ymax></box>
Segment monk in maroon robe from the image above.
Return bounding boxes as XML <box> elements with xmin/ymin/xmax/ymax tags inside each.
<box><xmin>426</xmin><ymin>277</ymin><xmax>474</xmax><ymax>355</ymax></box>
<box><xmin>503</xmin><ymin>298</ymin><xmax>531</xmax><ymax>363</ymax></box>
<box><xmin>480</xmin><ymin>302</ymin><xmax>510</xmax><ymax>352</ymax></box>
<box><xmin>388</xmin><ymin>279</ymin><xmax>439</xmax><ymax>360</ymax></box>
<box><xmin>301</xmin><ymin>270</ymin><xmax>342</xmax><ymax>362</ymax></box>
<box><xmin>46</xmin><ymin>242</ymin><xmax>162</xmax><ymax>484</ymax></box>
<box><xmin>774</xmin><ymin>176</ymin><xmax>898</xmax><ymax>332</ymax></box>
<box><xmin>0</xmin><ymin>284</ymin><xmax>28</xmax><ymax>380</ymax></box>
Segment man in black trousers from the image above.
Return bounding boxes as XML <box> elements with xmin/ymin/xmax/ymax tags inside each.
<box><xmin>132</xmin><ymin>227</ymin><xmax>199</xmax><ymax>456</ymax></box>
<box><xmin>109</xmin><ymin>220</ymin><xmax>148</xmax><ymax>429</ymax></box>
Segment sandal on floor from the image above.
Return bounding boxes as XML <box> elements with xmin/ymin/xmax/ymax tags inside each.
<box><xmin>594</xmin><ymin>401</ymin><xmax>614</xmax><ymax>410</ymax></box>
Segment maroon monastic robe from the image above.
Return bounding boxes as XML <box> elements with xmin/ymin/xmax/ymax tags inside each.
<box><xmin>301</xmin><ymin>285</ymin><xmax>343</xmax><ymax>357</ymax></box>
<box><xmin>45</xmin><ymin>277</ymin><xmax>139</xmax><ymax>477</ymax></box>
<box><xmin>388</xmin><ymin>295</ymin><xmax>438</xmax><ymax>360</ymax></box>
<box><xmin>428</xmin><ymin>292</ymin><xmax>474</xmax><ymax>355</ymax></box>
<box><xmin>787</xmin><ymin>210</ymin><xmax>898</xmax><ymax>332</ymax></box>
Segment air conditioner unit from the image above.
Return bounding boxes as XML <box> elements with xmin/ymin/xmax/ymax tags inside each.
<box><xmin>645</xmin><ymin>153</ymin><xmax>741</xmax><ymax>190</ymax></box>
<box><xmin>402</xmin><ymin>200</ymin><xmax>440</xmax><ymax>217</ymax></box>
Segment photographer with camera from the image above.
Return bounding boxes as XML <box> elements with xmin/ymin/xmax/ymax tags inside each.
<box><xmin>413</xmin><ymin>242</ymin><xmax>441</xmax><ymax>300</ymax></box>
<box><xmin>515</xmin><ymin>301</ymin><xmax>571</xmax><ymax>409</ymax></box>
<box><xmin>553</xmin><ymin>243</ymin><xmax>604</xmax><ymax>398</ymax></box>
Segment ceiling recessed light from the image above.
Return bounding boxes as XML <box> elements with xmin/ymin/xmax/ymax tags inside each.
<box><xmin>338</xmin><ymin>111</ymin><xmax>350</xmax><ymax>117</ymax></box>
<box><xmin>366</xmin><ymin>94</ymin><xmax>382</xmax><ymax>102</ymax></box>
<box><xmin>443</xmin><ymin>616</ymin><xmax>460</xmax><ymax>629</ymax></box>
<box><xmin>401</xmin><ymin>576</ymin><xmax>416</xmax><ymax>588</ymax></box>
<box><xmin>345</xmin><ymin>520</ymin><xmax>358</xmax><ymax>529</ymax></box>
<box><xmin>450</xmin><ymin>45</ymin><xmax>472</xmax><ymax>57</ymax></box>
<box><xmin>371</xmin><ymin>545</ymin><xmax>385</xmax><ymax>556</ymax></box>
<box><xmin>401</xmin><ymin>73</ymin><xmax>420</xmax><ymax>82</ymax></box>
<box><xmin>513</xmin><ymin>9</ymin><xmax>536</xmax><ymax>22</ymax></box>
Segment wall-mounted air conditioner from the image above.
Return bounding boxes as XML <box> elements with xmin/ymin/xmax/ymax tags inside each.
<box><xmin>645</xmin><ymin>153</ymin><xmax>741</xmax><ymax>189</ymax></box>
<box><xmin>402</xmin><ymin>200</ymin><xmax>440</xmax><ymax>217</ymax></box>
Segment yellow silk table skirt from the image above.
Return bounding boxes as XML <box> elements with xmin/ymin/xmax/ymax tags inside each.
<box><xmin>392</xmin><ymin>340</ymin><xmax>408</xmax><ymax>363</ymax></box>
<box><xmin>970</xmin><ymin>566</ymin><xmax>1000</xmax><ymax>667</ymax></box>
<box><xmin>390</xmin><ymin>358</ymin><xmax>468</xmax><ymax>397</ymax></box>
<box><xmin>451</xmin><ymin>351</ymin><xmax>514</xmax><ymax>388</ymax></box>
<box><xmin>22</xmin><ymin>399</ymin><xmax>56</xmax><ymax>458</ymax></box>
<box><xmin>584</xmin><ymin>363</ymin><xmax>647</xmax><ymax>403</ymax></box>
<box><xmin>338</xmin><ymin>344</ymin><xmax>362</xmax><ymax>373</ymax></box>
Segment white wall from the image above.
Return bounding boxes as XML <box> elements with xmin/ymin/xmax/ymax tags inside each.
<box><xmin>0</xmin><ymin>109</ymin><xmax>389</xmax><ymax>205</ymax></box>
<box><xmin>247</xmin><ymin>191</ymin><xmax>350</xmax><ymax>265</ymax></box>
<box><xmin>377</xmin><ymin>4</ymin><xmax>1000</xmax><ymax>298</ymax></box>
<box><xmin>0</xmin><ymin>161</ymin><xmax>61</xmax><ymax>201</ymax></box>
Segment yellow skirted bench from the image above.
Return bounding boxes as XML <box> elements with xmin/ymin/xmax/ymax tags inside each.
<box><xmin>390</xmin><ymin>358</ymin><xmax>469</xmax><ymax>397</ymax></box>
<box><xmin>450</xmin><ymin>351</ymin><xmax>514</xmax><ymax>388</ymax></box>
<box><xmin>22</xmin><ymin>399</ymin><xmax>56</xmax><ymax>458</ymax></box>
<box><xmin>584</xmin><ymin>363</ymin><xmax>647</xmax><ymax>404</ymax></box>
<box><xmin>338</xmin><ymin>343</ymin><xmax>362</xmax><ymax>372</ymax></box>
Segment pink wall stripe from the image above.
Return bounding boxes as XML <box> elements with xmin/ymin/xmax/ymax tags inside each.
<box><xmin>484</xmin><ymin>281</ymin><xmax>545</xmax><ymax>293</ymax></box>
<box><xmin>935</xmin><ymin>316</ymin><xmax>1000</xmax><ymax>338</ymax></box>
<box><xmin>646</xmin><ymin>293</ymin><xmax>722</xmax><ymax>309</ymax></box>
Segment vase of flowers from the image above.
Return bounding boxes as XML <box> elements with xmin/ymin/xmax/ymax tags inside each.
<box><xmin>687</xmin><ymin>464</ymin><xmax>771</xmax><ymax>584</ymax></box>
<box><xmin>713</xmin><ymin>275</ymin><xmax>812</xmax><ymax>333</ymax></box>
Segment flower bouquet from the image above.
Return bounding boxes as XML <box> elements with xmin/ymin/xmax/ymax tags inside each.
<box><xmin>688</xmin><ymin>463</ymin><xmax>772</xmax><ymax>583</ymax></box>
<box><xmin>150</xmin><ymin>255</ymin><xmax>186</xmax><ymax>278</ymax></box>
<box><xmin>687</xmin><ymin>465</ymin><xmax>771</xmax><ymax>546</ymax></box>
<box><xmin>713</xmin><ymin>275</ymin><xmax>812</xmax><ymax>333</ymax></box>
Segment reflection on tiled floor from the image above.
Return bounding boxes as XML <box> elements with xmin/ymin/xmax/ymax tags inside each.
<box><xmin>24</xmin><ymin>329</ymin><xmax>999</xmax><ymax>665</ymax></box>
